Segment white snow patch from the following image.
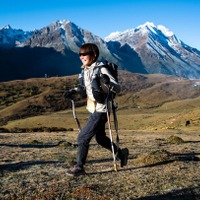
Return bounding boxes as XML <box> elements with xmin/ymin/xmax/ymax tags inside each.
<box><xmin>157</xmin><ymin>25</ymin><xmax>174</xmax><ymax>37</ymax></box>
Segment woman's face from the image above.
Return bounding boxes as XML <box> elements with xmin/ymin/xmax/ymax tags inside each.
<box><xmin>79</xmin><ymin>52</ymin><xmax>95</xmax><ymax>66</ymax></box>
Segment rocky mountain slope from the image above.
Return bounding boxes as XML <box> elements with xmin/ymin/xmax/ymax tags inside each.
<box><xmin>0</xmin><ymin>20</ymin><xmax>200</xmax><ymax>82</ymax></box>
<box><xmin>0</xmin><ymin>25</ymin><xmax>34</xmax><ymax>48</ymax></box>
<box><xmin>106</xmin><ymin>22</ymin><xmax>200</xmax><ymax>78</ymax></box>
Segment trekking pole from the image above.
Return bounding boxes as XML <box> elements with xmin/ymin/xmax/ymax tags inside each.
<box><xmin>105</xmin><ymin>86</ymin><xmax>118</xmax><ymax>172</ymax></box>
<box><xmin>111</xmin><ymin>94</ymin><xmax>120</xmax><ymax>156</ymax></box>
<box><xmin>71</xmin><ymin>99</ymin><xmax>81</xmax><ymax>132</ymax></box>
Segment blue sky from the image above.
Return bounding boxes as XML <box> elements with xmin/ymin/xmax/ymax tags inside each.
<box><xmin>0</xmin><ymin>0</ymin><xmax>200</xmax><ymax>49</ymax></box>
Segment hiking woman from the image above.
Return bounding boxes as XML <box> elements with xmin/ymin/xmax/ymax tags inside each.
<box><xmin>66</xmin><ymin>43</ymin><xmax>129</xmax><ymax>175</ymax></box>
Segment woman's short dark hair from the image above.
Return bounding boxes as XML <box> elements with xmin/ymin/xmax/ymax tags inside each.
<box><xmin>79</xmin><ymin>43</ymin><xmax>99</xmax><ymax>62</ymax></box>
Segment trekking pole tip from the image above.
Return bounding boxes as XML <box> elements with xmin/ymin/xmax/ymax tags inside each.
<box><xmin>114</xmin><ymin>164</ymin><xmax>118</xmax><ymax>172</ymax></box>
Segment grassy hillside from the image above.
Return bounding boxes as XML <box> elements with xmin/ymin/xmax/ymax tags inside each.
<box><xmin>0</xmin><ymin>75</ymin><xmax>80</xmax><ymax>126</ymax></box>
<box><xmin>1</xmin><ymin>71</ymin><xmax>200</xmax><ymax>131</ymax></box>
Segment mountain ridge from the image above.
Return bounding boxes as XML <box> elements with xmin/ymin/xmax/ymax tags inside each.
<box><xmin>0</xmin><ymin>20</ymin><xmax>200</xmax><ymax>81</ymax></box>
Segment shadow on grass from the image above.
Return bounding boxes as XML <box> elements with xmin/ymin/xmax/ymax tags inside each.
<box><xmin>173</xmin><ymin>152</ymin><xmax>200</xmax><ymax>161</ymax></box>
<box><xmin>87</xmin><ymin>154</ymin><xmax>137</xmax><ymax>165</ymax></box>
<box><xmin>87</xmin><ymin>151</ymin><xmax>199</xmax><ymax>175</ymax></box>
<box><xmin>135</xmin><ymin>186</ymin><xmax>200</xmax><ymax>200</ymax></box>
<box><xmin>184</xmin><ymin>140</ymin><xmax>200</xmax><ymax>144</ymax></box>
<box><xmin>87</xmin><ymin>160</ymin><xmax>174</xmax><ymax>176</ymax></box>
<box><xmin>0</xmin><ymin>141</ymin><xmax>75</xmax><ymax>149</ymax></box>
<box><xmin>0</xmin><ymin>160</ymin><xmax>58</xmax><ymax>172</ymax></box>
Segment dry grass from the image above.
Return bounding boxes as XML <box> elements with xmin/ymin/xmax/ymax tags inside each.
<box><xmin>0</xmin><ymin>129</ymin><xmax>200</xmax><ymax>199</ymax></box>
<box><xmin>3</xmin><ymin>93</ymin><xmax>200</xmax><ymax>133</ymax></box>
<box><xmin>1</xmin><ymin>72</ymin><xmax>200</xmax><ymax>199</ymax></box>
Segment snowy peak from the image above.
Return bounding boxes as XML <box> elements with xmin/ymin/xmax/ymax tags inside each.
<box><xmin>157</xmin><ymin>25</ymin><xmax>174</xmax><ymax>37</ymax></box>
<box><xmin>54</xmin><ymin>19</ymin><xmax>71</xmax><ymax>27</ymax></box>
<box><xmin>1</xmin><ymin>20</ymin><xmax>200</xmax><ymax>80</ymax></box>
<box><xmin>105</xmin><ymin>22</ymin><xmax>175</xmax><ymax>41</ymax></box>
<box><xmin>137</xmin><ymin>21</ymin><xmax>155</xmax><ymax>28</ymax></box>
<box><xmin>105</xmin><ymin>22</ymin><xmax>181</xmax><ymax>48</ymax></box>
<box><xmin>1</xmin><ymin>24</ymin><xmax>12</xmax><ymax>30</ymax></box>
<box><xmin>20</xmin><ymin>19</ymin><xmax>110</xmax><ymax>59</ymax></box>
<box><xmin>136</xmin><ymin>22</ymin><xmax>174</xmax><ymax>37</ymax></box>
<box><xmin>45</xmin><ymin>19</ymin><xmax>72</xmax><ymax>32</ymax></box>
<box><xmin>136</xmin><ymin>21</ymin><xmax>156</xmax><ymax>34</ymax></box>
<box><xmin>105</xmin><ymin>28</ymin><xmax>135</xmax><ymax>42</ymax></box>
<box><xmin>105</xmin><ymin>22</ymin><xmax>200</xmax><ymax>78</ymax></box>
<box><xmin>0</xmin><ymin>25</ymin><xmax>34</xmax><ymax>48</ymax></box>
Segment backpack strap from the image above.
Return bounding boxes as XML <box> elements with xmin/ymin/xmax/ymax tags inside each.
<box><xmin>78</xmin><ymin>69</ymin><xmax>85</xmax><ymax>88</ymax></box>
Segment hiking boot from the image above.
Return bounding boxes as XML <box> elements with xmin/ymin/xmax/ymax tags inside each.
<box><xmin>66</xmin><ymin>165</ymin><xmax>86</xmax><ymax>176</ymax></box>
<box><xmin>120</xmin><ymin>148</ymin><xmax>129</xmax><ymax>167</ymax></box>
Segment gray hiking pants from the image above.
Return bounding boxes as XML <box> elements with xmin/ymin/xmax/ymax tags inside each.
<box><xmin>76</xmin><ymin>111</ymin><xmax>121</xmax><ymax>167</ymax></box>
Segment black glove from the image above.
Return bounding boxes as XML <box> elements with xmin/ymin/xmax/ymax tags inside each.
<box><xmin>92</xmin><ymin>90</ymin><xmax>106</xmax><ymax>103</ymax></box>
<box><xmin>100</xmin><ymin>74</ymin><xmax>110</xmax><ymax>85</ymax></box>
<box><xmin>63</xmin><ymin>88</ymin><xmax>77</xmax><ymax>99</ymax></box>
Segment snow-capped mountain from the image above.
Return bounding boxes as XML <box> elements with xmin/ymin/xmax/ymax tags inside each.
<box><xmin>1</xmin><ymin>20</ymin><xmax>200</xmax><ymax>81</ymax></box>
<box><xmin>105</xmin><ymin>22</ymin><xmax>200</xmax><ymax>78</ymax></box>
<box><xmin>0</xmin><ymin>25</ymin><xmax>34</xmax><ymax>48</ymax></box>
<box><xmin>20</xmin><ymin>20</ymin><xmax>118</xmax><ymax>63</ymax></box>
<box><xmin>0</xmin><ymin>20</ymin><xmax>120</xmax><ymax>81</ymax></box>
